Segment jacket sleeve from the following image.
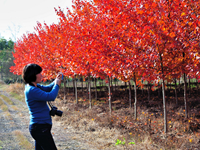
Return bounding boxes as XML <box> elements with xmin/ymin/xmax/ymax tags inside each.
<box><xmin>29</xmin><ymin>84</ymin><xmax>59</xmax><ymax>101</ymax></box>
<box><xmin>37</xmin><ymin>80</ymin><xmax>55</xmax><ymax>92</ymax></box>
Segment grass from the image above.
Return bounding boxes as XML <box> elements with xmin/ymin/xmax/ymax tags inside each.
<box><xmin>0</xmin><ymin>82</ymin><xmax>32</xmax><ymax>149</ymax></box>
<box><xmin>0</xmin><ymin>82</ymin><xmax>7</xmax><ymax>91</ymax></box>
<box><xmin>11</xmin><ymin>105</ymin><xmax>19</xmax><ymax>111</ymax></box>
<box><xmin>0</xmin><ymin>94</ymin><xmax>14</xmax><ymax>105</ymax></box>
<box><xmin>6</xmin><ymin>83</ymin><xmax>25</xmax><ymax>101</ymax></box>
<box><xmin>0</xmin><ymin>140</ymin><xmax>3</xmax><ymax>149</ymax></box>
<box><xmin>60</xmin><ymin>103</ymin><xmax>198</xmax><ymax>149</ymax></box>
<box><xmin>0</xmin><ymin>99</ymin><xmax>8</xmax><ymax>111</ymax></box>
<box><xmin>13</xmin><ymin>130</ymin><xmax>33</xmax><ymax>150</ymax></box>
<box><xmin>0</xmin><ymin>98</ymin><xmax>12</xmax><ymax>119</ymax></box>
<box><xmin>53</xmin><ymin>87</ymin><xmax>200</xmax><ymax>150</ymax></box>
<box><xmin>9</xmin><ymin>92</ymin><xmax>25</xmax><ymax>102</ymax></box>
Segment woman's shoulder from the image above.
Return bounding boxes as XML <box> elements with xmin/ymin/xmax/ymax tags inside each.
<box><xmin>25</xmin><ymin>84</ymin><xmax>39</xmax><ymax>93</ymax></box>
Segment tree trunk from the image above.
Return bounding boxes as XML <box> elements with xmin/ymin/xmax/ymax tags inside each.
<box><xmin>74</xmin><ymin>76</ymin><xmax>78</xmax><ymax>104</ymax></box>
<box><xmin>63</xmin><ymin>76</ymin><xmax>66</xmax><ymax>101</ymax></box>
<box><xmin>95</xmin><ymin>78</ymin><xmax>97</xmax><ymax>101</ymax></box>
<box><xmin>67</xmin><ymin>78</ymin><xmax>69</xmax><ymax>93</ymax></box>
<box><xmin>160</xmin><ymin>53</ymin><xmax>168</xmax><ymax>133</ymax></box>
<box><xmin>110</xmin><ymin>77</ymin><xmax>113</xmax><ymax>92</ymax></box>
<box><xmin>142</xmin><ymin>80</ymin><xmax>144</xmax><ymax>95</ymax></box>
<box><xmin>188</xmin><ymin>78</ymin><xmax>191</xmax><ymax>96</ymax></box>
<box><xmin>148</xmin><ymin>81</ymin><xmax>150</xmax><ymax>101</ymax></box>
<box><xmin>114</xmin><ymin>79</ymin><xmax>117</xmax><ymax>91</ymax></box>
<box><xmin>100</xmin><ymin>79</ymin><xmax>102</xmax><ymax>94</ymax></box>
<box><xmin>88</xmin><ymin>76</ymin><xmax>92</xmax><ymax>109</ymax></box>
<box><xmin>73</xmin><ymin>79</ymin><xmax>75</xmax><ymax>96</ymax></box>
<box><xmin>184</xmin><ymin>73</ymin><xmax>188</xmax><ymax>118</ymax></box>
<box><xmin>128</xmin><ymin>81</ymin><xmax>132</xmax><ymax>108</ymax></box>
<box><xmin>174</xmin><ymin>78</ymin><xmax>178</xmax><ymax>105</ymax></box>
<box><xmin>82</xmin><ymin>76</ymin><xmax>84</xmax><ymax>95</ymax></box>
<box><xmin>134</xmin><ymin>75</ymin><xmax>138</xmax><ymax>120</ymax></box>
<box><xmin>162</xmin><ymin>79</ymin><xmax>167</xmax><ymax>133</ymax></box>
<box><xmin>108</xmin><ymin>76</ymin><xmax>112</xmax><ymax>114</ymax></box>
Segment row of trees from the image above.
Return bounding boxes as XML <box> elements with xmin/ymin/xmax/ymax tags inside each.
<box><xmin>10</xmin><ymin>0</ymin><xmax>199</xmax><ymax>133</ymax></box>
<box><xmin>0</xmin><ymin>38</ymin><xmax>16</xmax><ymax>82</ymax></box>
<box><xmin>0</xmin><ymin>38</ymin><xmax>14</xmax><ymax>50</ymax></box>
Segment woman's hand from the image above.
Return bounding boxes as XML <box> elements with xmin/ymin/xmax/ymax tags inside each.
<box><xmin>55</xmin><ymin>72</ymin><xmax>63</xmax><ymax>86</ymax></box>
<box><xmin>56</xmin><ymin>72</ymin><xmax>63</xmax><ymax>79</ymax></box>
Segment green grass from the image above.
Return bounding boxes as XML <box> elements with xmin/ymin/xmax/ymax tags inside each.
<box><xmin>0</xmin><ymin>84</ymin><xmax>7</xmax><ymax>91</ymax></box>
<box><xmin>0</xmin><ymin>140</ymin><xmax>3</xmax><ymax>149</ymax></box>
<box><xmin>0</xmin><ymin>99</ymin><xmax>8</xmax><ymax>111</ymax></box>
<box><xmin>0</xmin><ymin>94</ymin><xmax>14</xmax><ymax>105</ymax></box>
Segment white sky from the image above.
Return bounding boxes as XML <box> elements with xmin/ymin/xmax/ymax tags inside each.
<box><xmin>0</xmin><ymin>0</ymin><xmax>72</xmax><ymax>41</ymax></box>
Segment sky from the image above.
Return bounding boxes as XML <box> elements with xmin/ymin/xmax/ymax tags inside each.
<box><xmin>0</xmin><ymin>0</ymin><xmax>72</xmax><ymax>41</ymax></box>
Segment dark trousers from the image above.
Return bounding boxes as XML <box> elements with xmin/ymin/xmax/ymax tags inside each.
<box><xmin>29</xmin><ymin>124</ymin><xmax>57</xmax><ymax>150</ymax></box>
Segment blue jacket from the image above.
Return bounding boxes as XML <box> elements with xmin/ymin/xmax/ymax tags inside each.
<box><xmin>24</xmin><ymin>81</ymin><xmax>60</xmax><ymax>125</ymax></box>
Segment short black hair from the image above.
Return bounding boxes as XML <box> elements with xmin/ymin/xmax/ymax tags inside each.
<box><xmin>22</xmin><ymin>64</ymin><xmax>42</xmax><ymax>84</ymax></box>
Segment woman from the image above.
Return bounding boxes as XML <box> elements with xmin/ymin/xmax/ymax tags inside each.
<box><xmin>22</xmin><ymin>63</ymin><xmax>62</xmax><ymax>150</ymax></box>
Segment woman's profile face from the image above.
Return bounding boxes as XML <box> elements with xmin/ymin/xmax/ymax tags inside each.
<box><xmin>35</xmin><ymin>72</ymin><xmax>43</xmax><ymax>83</ymax></box>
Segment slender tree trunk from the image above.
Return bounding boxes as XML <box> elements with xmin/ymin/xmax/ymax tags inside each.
<box><xmin>88</xmin><ymin>76</ymin><xmax>92</xmax><ymax>109</ymax></box>
<box><xmin>110</xmin><ymin>77</ymin><xmax>113</xmax><ymax>92</ymax></box>
<box><xmin>184</xmin><ymin>73</ymin><xmax>188</xmax><ymax>118</ymax></box>
<box><xmin>108</xmin><ymin>76</ymin><xmax>112</xmax><ymax>114</ymax></box>
<box><xmin>174</xmin><ymin>78</ymin><xmax>178</xmax><ymax>105</ymax></box>
<box><xmin>67</xmin><ymin>79</ymin><xmax>69</xmax><ymax>93</ymax></box>
<box><xmin>114</xmin><ymin>79</ymin><xmax>116</xmax><ymax>91</ymax></box>
<box><xmin>142</xmin><ymin>80</ymin><xmax>144</xmax><ymax>95</ymax></box>
<box><xmin>125</xmin><ymin>81</ymin><xmax>127</xmax><ymax>92</ymax></box>
<box><xmin>74</xmin><ymin>76</ymin><xmax>78</xmax><ymax>104</ymax></box>
<box><xmin>148</xmin><ymin>81</ymin><xmax>150</xmax><ymax>101</ymax></box>
<box><xmin>100</xmin><ymin>79</ymin><xmax>102</xmax><ymax>94</ymax></box>
<box><xmin>128</xmin><ymin>81</ymin><xmax>132</xmax><ymax>108</ymax></box>
<box><xmin>162</xmin><ymin>79</ymin><xmax>167</xmax><ymax>133</ymax></box>
<box><xmin>134</xmin><ymin>75</ymin><xmax>138</xmax><ymax>120</ymax></box>
<box><xmin>73</xmin><ymin>79</ymin><xmax>75</xmax><ymax>96</ymax></box>
<box><xmin>159</xmin><ymin>53</ymin><xmax>168</xmax><ymax>133</ymax></box>
<box><xmin>95</xmin><ymin>78</ymin><xmax>97</xmax><ymax>101</ymax></box>
<box><xmin>179</xmin><ymin>78</ymin><xmax>181</xmax><ymax>92</ymax></box>
<box><xmin>188</xmin><ymin>78</ymin><xmax>191</xmax><ymax>96</ymax></box>
<box><xmin>63</xmin><ymin>76</ymin><xmax>66</xmax><ymax>101</ymax></box>
<box><xmin>82</xmin><ymin>76</ymin><xmax>84</xmax><ymax>95</ymax></box>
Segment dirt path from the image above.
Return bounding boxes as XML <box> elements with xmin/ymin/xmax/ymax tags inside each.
<box><xmin>0</xmin><ymin>90</ymin><xmax>97</xmax><ymax>150</ymax></box>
